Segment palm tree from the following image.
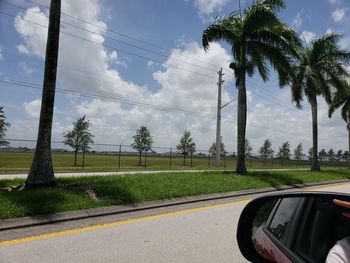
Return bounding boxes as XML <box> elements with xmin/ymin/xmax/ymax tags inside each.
<box><xmin>25</xmin><ymin>0</ymin><xmax>61</xmax><ymax>187</ymax></box>
<box><xmin>291</xmin><ymin>33</ymin><xmax>350</xmax><ymax>171</ymax></box>
<box><xmin>329</xmin><ymin>81</ymin><xmax>350</xmax><ymax>168</ymax></box>
<box><xmin>202</xmin><ymin>0</ymin><xmax>299</xmax><ymax>174</ymax></box>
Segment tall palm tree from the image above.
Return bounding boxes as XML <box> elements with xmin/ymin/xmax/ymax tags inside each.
<box><xmin>329</xmin><ymin>81</ymin><xmax>350</xmax><ymax>168</ymax></box>
<box><xmin>291</xmin><ymin>33</ymin><xmax>350</xmax><ymax>171</ymax></box>
<box><xmin>202</xmin><ymin>0</ymin><xmax>300</xmax><ymax>174</ymax></box>
<box><xmin>25</xmin><ymin>0</ymin><xmax>61</xmax><ymax>187</ymax></box>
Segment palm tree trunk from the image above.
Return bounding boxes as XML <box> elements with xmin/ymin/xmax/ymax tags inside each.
<box><xmin>310</xmin><ymin>95</ymin><xmax>320</xmax><ymax>171</ymax></box>
<box><xmin>25</xmin><ymin>0</ymin><xmax>61</xmax><ymax>187</ymax></box>
<box><xmin>236</xmin><ymin>71</ymin><xmax>247</xmax><ymax>174</ymax></box>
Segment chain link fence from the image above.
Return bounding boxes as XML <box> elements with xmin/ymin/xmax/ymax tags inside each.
<box><xmin>0</xmin><ymin>138</ymin><xmax>348</xmax><ymax>173</ymax></box>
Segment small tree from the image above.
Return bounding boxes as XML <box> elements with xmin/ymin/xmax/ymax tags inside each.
<box><xmin>308</xmin><ymin>147</ymin><xmax>313</xmax><ymax>160</ymax></box>
<box><xmin>277</xmin><ymin>141</ymin><xmax>291</xmax><ymax>160</ymax></box>
<box><xmin>177</xmin><ymin>130</ymin><xmax>196</xmax><ymax>166</ymax></box>
<box><xmin>259</xmin><ymin>139</ymin><xmax>274</xmax><ymax>165</ymax></box>
<box><xmin>336</xmin><ymin>150</ymin><xmax>343</xmax><ymax>161</ymax></box>
<box><xmin>319</xmin><ymin>149</ymin><xmax>327</xmax><ymax>161</ymax></box>
<box><xmin>328</xmin><ymin>149</ymin><xmax>335</xmax><ymax>161</ymax></box>
<box><xmin>63</xmin><ymin>116</ymin><xmax>94</xmax><ymax>166</ymax></box>
<box><xmin>131</xmin><ymin>125</ymin><xmax>153</xmax><ymax>166</ymax></box>
<box><xmin>0</xmin><ymin>106</ymin><xmax>10</xmax><ymax>146</ymax></box>
<box><xmin>209</xmin><ymin>141</ymin><xmax>227</xmax><ymax>156</ymax></box>
<box><xmin>81</xmin><ymin>132</ymin><xmax>94</xmax><ymax>168</ymax></box>
<box><xmin>294</xmin><ymin>143</ymin><xmax>304</xmax><ymax>162</ymax></box>
<box><xmin>245</xmin><ymin>139</ymin><xmax>253</xmax><ymax>157</ymax></box>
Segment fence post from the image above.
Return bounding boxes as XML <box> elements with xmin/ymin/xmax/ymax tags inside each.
<box><xmin>118</xmin><ymin>143</ymin><xmax>122</xmax><ymax>170</ymax></box>
<box><xmin>169</xmin><ymin>147</ymin><xmax>172</xmax><ymax>169</ymax></box>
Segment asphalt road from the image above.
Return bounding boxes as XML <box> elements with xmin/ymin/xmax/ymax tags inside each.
<box><xmin>0</xmin><ymin>182</ymin><xmax>349</xmax><ymax>263</ymax></box>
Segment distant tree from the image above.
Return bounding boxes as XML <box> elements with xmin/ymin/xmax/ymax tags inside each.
<box><xmin>277</xmin><ymin>141</ymin><xmax>291</xmax><ymax>160</ymax></box>
<box><xmin>259</xmin><ymin>139</ymin><xmax>274</xmax><ymax>165</ymax></box>
<box><xmin>308</xmin><ymin>147</ymin><xmax>313</xmax><ymax>160</ymax></box>
<box><xmin>177</xmin><ymin>130</ymin><xmax>196</xmax><ymax>166</ymax></box>
<box><xmin>209</xmin><ymin>141</ymin><xmax>227</xmax><ymax>156</ymax></box>
<box><xmin>319</xmin><ymin>149</ymin><xmax>327</xmax><ymax>161</ymax></box>
<box><xmin>0</xmin><ymin>106</ymin><xmax>10</xmax><ymax>146</ymax></box>
<box><xmin>328</xmin><ymin>149</ymin><xmax>335</xmax><ymax>161</ymax></box>
<box><xmin>63</xmin><ymin>116</ymin><xmax>94</xmax><ymax>166</ymax></box>
<box><xmin>294</xmin><ymin>143</ymin><xmax>304</xmax><ymax>161</ymax></box>
<box><xmin>336</xmin><ymin>150</ymin><xmax>343</xmax><ymax>161</ymax></box>
<box><xmin>81</xmin><ymin>131</ymin><xmax>94</xmax><ymax>168</ymax></box>
<box><xmin>245</xmin><ymin>139</ymin><xmax>253</xmax><ymax>157</ymax></box>
<box><xmin>131</xmin><ymin>125</ymin><xmax>153</xmax><ymax>166</ymax></box>
<box><xmin>343</xmin><ymin>151</ymin><xmax>349</xmax><ymax>161</ymax></box>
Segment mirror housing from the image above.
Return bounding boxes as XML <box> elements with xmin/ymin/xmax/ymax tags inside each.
<box><xmin>236</xmin><ymin>192</ymin><xmax>350</xmax><ymax>263</ymax></box>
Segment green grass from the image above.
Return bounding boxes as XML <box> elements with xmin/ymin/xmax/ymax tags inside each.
<box><xmin>0</xmin><ymin>169</ymin><xmax>349</xmax><ymax>219</ymax></box>
<box><xmin>0</xmin><ymin>151</ymin><xmax>345</xmax><ymax>173</ymax></box>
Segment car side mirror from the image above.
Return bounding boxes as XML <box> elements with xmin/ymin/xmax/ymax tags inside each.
<box><xmin>236</xmin><ymin>192</ymin><xmax>350</xmax><ymax>263</ymax></box>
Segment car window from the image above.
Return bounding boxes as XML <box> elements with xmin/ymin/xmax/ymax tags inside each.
<box><xmin>268</xmin><ymin>197</ymin><xmax>302</xmax><ymax>244</ymax></box>
<box><xmin>252</xmin><ymin>199</ymin><xmax>278</xmax><ymax>236</ymax></box>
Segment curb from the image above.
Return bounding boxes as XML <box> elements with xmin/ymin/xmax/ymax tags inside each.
<box><xmin>1</xmin><ymin>179</ymin><xmax>349</xmax><ymax>231</ymax></box>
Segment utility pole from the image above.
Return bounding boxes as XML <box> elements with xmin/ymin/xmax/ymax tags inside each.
<box><xmin>216</xmin><ymin>68</ymin><xmax>224</xmax><ymax>168</ymax></box>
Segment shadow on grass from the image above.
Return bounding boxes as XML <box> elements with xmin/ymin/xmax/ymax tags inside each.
<box><xmin>0</xmin><ymin>179</ymin><xmax>137</xmax><ymax>219</ymax></box>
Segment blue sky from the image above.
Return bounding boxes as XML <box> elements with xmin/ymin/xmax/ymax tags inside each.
<box><xmin>0</xmin><ymin>0</ymin><xmax>349</xmax><ymax>154</ymax></box>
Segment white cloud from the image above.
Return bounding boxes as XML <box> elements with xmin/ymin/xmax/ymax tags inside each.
<box><xmin>339</xmin><ymin>36</ymin><xmax>350</xmax><ymax>49</ymax></box>
<box><xmin>329</xmin><ymin>0</ymin><xmax>341</xmax><ymax>5</ymax></box>
<box><xmin>301</xmin><ymin>31</ymin><xmax>317</xmax><ymax>45</ymax></box>
<box><xmin>189</xmin><ymin>0</ymin><xmax>230</xmax><ymax>21</ymax></box>
<box><xmin>332</xmin><ymin>8</ymin><xmax>346</xmax><ymax>22</ymax></box>
<box><xmin>293</xmin><ymin>10</ymin><xmax>305</xmax><ymax>28</ymax></box>
<box><xmin>74</xmin><ymin>42</ymin><xmax>234</xmax><ymax>149</ymax></box>
<box><xmin>23</xmin><ymin>99</ymin><xmax>41</xmax><ymax>118</ymax></box>
<box><xmin>19</xmin><ymin>62</ymin><xmax>34</xmax><ymax>76</ymax></box>
<box><xmin>14</xmin><ymin>1</ymin><xmax>147</xmax><ymax>102</ymax></box>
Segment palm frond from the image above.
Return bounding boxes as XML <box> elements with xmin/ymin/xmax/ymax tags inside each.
<box><xmin>202</xmin><ymin>15</ymin><xmax>240</xmax><ymax>52</ymax></box>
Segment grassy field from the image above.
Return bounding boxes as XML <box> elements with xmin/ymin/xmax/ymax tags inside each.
<box><xmin>0</xmin><ymin>151</ymin><xmax>345</xmax><ymax>173</ymax></box>
<box><xmin>0</xmin><ymin>169</ymin><xmax>349</xmax><ymax>219</ymax></box>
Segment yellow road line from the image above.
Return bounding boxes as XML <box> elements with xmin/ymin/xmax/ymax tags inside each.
<box><xmin>0</xmin><ymin>199</ymin><xmax>251</xmax><ymax>247</ymax></box>
<box><xmin>1</xmin><ymin>181</ymin><xmax>349</xmax><ymax>247</ymax></box>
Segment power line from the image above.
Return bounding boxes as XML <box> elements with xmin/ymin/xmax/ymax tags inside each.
<box><xmin>21</xmin><ymin>0</ymin><xmax>227</xmax><ymax>70</ymax></box>
<box><xmin>2</xmin><ymin>1</ymin><xmax>221</xmax><ymax>74</ymax></box>
<box><xmin>0</xmin><ymin>78</ymin><xmax>233</xmax><ymax>119</ymax></box>
<box><xmin>3</xmin><ymin>50</ymin><xmax>221</xmax><ymax>103</ymax></box>
<box><xmin>0</xmin><ymin>10</ymin><xmax>217</xmax><ymax>81</ymax></box>
<box><xmin>1</xmin><ymin>79</ymin><xmax>344</xmax><ymax>143</ymax></box>
<box><xmin>246</xmin><ymin>79</ymin><xmax>342</xmax><ymax>126</ymax></box>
